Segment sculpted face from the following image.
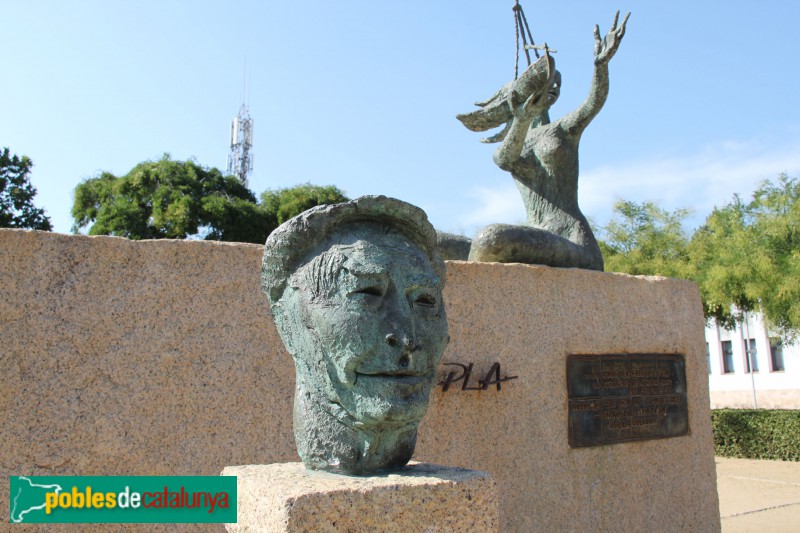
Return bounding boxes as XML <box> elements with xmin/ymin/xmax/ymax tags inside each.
<box><xmin>263</xmin><ymin>196</ymin><xmax>448</xmax><ymax>474</ymax></box>
<box><xmin>287</xmin><ymin>225</ymin><xmax>448</xmax><ymax>426</ymax></box>
<box><xmin>548</xmin><ymin>70</ymin><xmax>562</xmax><ymax>106</ymax></box>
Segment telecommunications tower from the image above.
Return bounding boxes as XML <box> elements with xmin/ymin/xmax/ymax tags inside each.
<box><xmin>227</xmin><ymin>102</ymin><xmax>253</xmax><ymax>186</ymax></box>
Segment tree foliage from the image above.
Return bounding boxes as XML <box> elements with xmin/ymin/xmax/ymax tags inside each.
<box><xmin>0</xmin><ymin>147</ymin><xmax>52</xmax><ymax>231</ymax></box>
<box><xmin>599</xmin><ymin>174</ymin><xmax>800</xmax><ymax>338</ymax></box>
<box><xmin>686</xmin><ymin>195</ymin><xmax>757</xmax><ymax>328</ymax></box>
<box><xmin>72</xmin><ymin>156</ymin><xmax>349</xmax><ymax>244</ymax></box>
<box><xmin>749</xmin><ymin>175</ymin><xmax>800</xmax><ymax>337</ymax></box>
<box><xmin>600</xmin><ymin>200</ymin><xmax>692</xmax><ymax>278</ymax></box>
<box><xmin>688</xmin><ymin>174</ymin><xmax>800</xmax><ymax>337</ymax></box>
<box><xmin>72</xmin><ymin>155</ymin><xmax>271</xmax><ymax>242</ymax></box>
<box><xmin>260</xmin><ymin>183</ymin><xmax>349</xmax><ymax>225</ymax></box>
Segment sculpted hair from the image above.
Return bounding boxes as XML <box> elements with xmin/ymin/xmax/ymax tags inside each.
<box><xmin>290</xmin><ymin>247</ymin><xmax>348</xmax><ymax>302</ymax></box>
<box><xmin>261</xmin><ymin>195</ymin><xmax>443</xmax><ymax>309</ymax></box>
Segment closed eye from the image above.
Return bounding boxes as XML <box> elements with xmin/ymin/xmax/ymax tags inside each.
<box><xmin>414</xmin><ymin>294</ymin><xmax>437</xmax><ymax>307</ymax></box>
<box><xmin>354</xmin><ymin>286</ymin><xmax>383</xmax><ymax>297</ymax></box>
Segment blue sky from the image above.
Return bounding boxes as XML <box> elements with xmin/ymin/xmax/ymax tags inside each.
<box><xmin>4</xmin><ymin>1</ymin><xmax>800</xmax><ymax>237</ymax></box>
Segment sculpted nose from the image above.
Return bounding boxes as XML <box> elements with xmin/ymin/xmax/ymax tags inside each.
<box><xmin>385</xmin><ymin>334</ymin><xmax>418</xmax><ymax>369</ymax></box>
<box><xmin>384</xmin><ymin>293</ymin><xmax>419</xmax><ymax>367</ymax></box>
<box><xmin>385</xmin><ymin>333</ymin><xmax>400</xmax><ymax>347</ymax></box>
<box><xmin>385</xmin><ymin>334</ymin><xmax>417</xmax><ymax>350</ymax></box>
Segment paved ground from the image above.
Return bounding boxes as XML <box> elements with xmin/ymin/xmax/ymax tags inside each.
<box><xmin>717</xmin><ymin>457</ymin><xmax>800</xmax><ymax>532</ymax></box>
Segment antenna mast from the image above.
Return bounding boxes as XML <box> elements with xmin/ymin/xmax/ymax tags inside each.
<box><xmin>227</xmin><ymin>68</ymin><xmax>254</xmax><ymax>187</ymax></box>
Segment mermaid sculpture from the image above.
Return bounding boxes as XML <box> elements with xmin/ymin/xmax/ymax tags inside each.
<box><xmin>455</xmin><ymin>11</ymin><xmax>630</xmax><ymax>271</ymax></box>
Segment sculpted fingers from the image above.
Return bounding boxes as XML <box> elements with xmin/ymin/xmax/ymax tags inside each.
<box><xmin>523</xmin><ymin>92</ymin><xmax>540</xmax><ymax>113</ymax></box>
<box><xmin>619</xmin><ymin>12</ymin><xmax>631</xmax><ymax>37</ymax></box>
<box><xmin>610</xmin><ymin>10</ymin><xmax>620</xmax><ymax>32</ymax></box>
<box><xmin>595</xmin><ymin>10</ymin><xmax>630</xmax><ymax>63</ymax></box>
<box><xmin>593</xmin><ymin>24</ymin><xmax>601</xmax><ymax>55</ymax></box>
<box><xmin>510</xmin><ymin>91</ymin><xmax>545</xmax><ymax>120</ymax></box>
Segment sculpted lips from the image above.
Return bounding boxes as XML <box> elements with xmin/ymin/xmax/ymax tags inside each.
<box><xmin>355</xmin><ymin>371</ymin><xmax>425</xmax><ymax>385</ymax></box>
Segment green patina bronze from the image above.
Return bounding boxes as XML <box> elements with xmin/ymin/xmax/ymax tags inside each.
<box><xmin>262</xmin><ymin>196</ymin><xmax>449</xmax><ymax>476</ymax></box>
<box><xmin>455</xmin><ymin>11</ymin><xmax>630</xmax><ymax>270</ymax></box>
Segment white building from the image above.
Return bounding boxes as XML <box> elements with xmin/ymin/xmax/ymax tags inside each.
<box><xmin>706</xmin><ymin>312</ymin><xmax>800</xmax><ymax>409</ymax></box>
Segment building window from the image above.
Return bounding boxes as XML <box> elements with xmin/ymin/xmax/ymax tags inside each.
<box><xmin>722</xmin><ymin>340</ymin><xmax>734</xmax><ymax>373</ymax></box>
<box><xmin>744</xmin><ymin>338</ymin><xmax>758</xmax><ymax>373</ymax></box>
<box><xmin>706</xmin><ymin>342</ymin><xmax>711</xmax><ymax>374</ymax></box>
<box><xmin>770</xmin><ymin>338</ymin><xmax>785</xmax><ymax>372</ymax></box>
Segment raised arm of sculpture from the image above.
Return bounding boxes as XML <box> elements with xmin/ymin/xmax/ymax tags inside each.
<box><xmin>451</xmin><ymin>11</ymin><xmax>629</xmax><ymax>271</ymax></box>
<box><xmin>560</xmin><ymin>11</ymin><xmax>630</xmax><ymax>137</ymax></box>
<box><xmin>493</xmin><ymin>59</ymin><xmax>556</xmax><ymax>172</ymax></box>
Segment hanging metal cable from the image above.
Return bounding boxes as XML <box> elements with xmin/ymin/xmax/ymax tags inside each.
<box><xmin>513</xmin><ymin>0</ymin><xmax>539</xmax><ymax>79</ymax></box>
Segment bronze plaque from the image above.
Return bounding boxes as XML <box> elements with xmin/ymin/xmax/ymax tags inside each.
<box><xmin>567</xmin><ymin>354</ymin><xmax>689</xmax><ymax>447</ymax></box>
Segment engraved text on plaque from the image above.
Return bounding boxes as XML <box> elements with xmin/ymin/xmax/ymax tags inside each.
<box><xmin>567</xmin><ymin>354</ymin><xmax>689</xmax><ymax>447</ymax></box>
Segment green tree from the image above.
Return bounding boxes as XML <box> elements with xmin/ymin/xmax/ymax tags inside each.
<box><xmin>689</xmin><ymin>174</ymin><xmax>800</xmax><ymax>337</ymax></box>
<box><xmin>686</xmin><ymin>195</ymin><xmax>756</xmax><ymax>328</ymax></box>
<box><xmin>749</xmin><ymin>175</ymin><xmax>800</xmax><ymax>336</ymax></box>
<box><xmin>72</xmin><ymin>157</ymin><xmax>350</xmax><ymax>244</ymax></box>
<box><xmin>599</xmin><ymin>200</ymin><xmax>692</xmax><ymax>278</ymax></box>
<box><xmin>260</xmin><ymin>183</ymin><xmax>349</xmax><ymax>225</ymax></box>
<box><xmin>0</xmin><ymin>147</ymin><xmax>52</xmax><ymax>230</ymax></box>
<box><xmin>603</xmin><ymin>175</ymin><xmax>800</xmax><ymax>338</ymax></box>
<box><xmin>72</xmin><ymin>155</ymin><xmax>273</xmax><ymax>242</ymax></box>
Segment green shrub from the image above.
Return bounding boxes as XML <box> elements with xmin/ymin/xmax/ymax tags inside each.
<box><xmin>712</xmin><ymin>409</ymin><xmax>800</xmax><ymax>461</ymax></box>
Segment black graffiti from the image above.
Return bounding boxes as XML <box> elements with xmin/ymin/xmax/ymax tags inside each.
<box><xmin>438</xmin><ymin>362</ymin><xmax>518</xmax><ymax>392</ymax></box>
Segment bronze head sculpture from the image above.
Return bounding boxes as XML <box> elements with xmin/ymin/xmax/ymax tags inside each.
<box><xmin>262</xmin><ymin>195</ymin><xmax>449</xmax><ymax>475</ymax></box>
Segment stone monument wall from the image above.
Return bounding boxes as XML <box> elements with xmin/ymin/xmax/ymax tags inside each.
<box><xmin>0</xmin><ymin>229</ymin><xmax>720</xmax><ymax>532</ymax></box>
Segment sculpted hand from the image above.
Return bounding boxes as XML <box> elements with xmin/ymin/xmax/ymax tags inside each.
<box><xmin>511</xmin><ymin>92</ymin><xmax>548</xmax><ymax>122</ymax></box>
<box><xmin>509</xmin><ymin>69</ymin><xmax>555</xmax><ymax>122</ymax></box>
<box><xmin>594</xmin><ymin>11</ymin><xmax>630</xmax><ymax>65</ymax></box>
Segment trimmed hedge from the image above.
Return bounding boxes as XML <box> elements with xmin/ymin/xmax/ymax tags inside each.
<box><xmin>712</xmin><ymin>409</ymin><xmax>800</xmax><ymax>461</ymax></box>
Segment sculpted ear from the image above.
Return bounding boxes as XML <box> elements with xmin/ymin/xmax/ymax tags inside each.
<box><xmin>270</xmin><ymin>292</ymin><xmax>305</xmax><ymax>363</ymax></box>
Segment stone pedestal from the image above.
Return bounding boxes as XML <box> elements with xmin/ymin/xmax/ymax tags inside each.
<box><xmin>1</xmin><ymin>231</ymin><xmax>721</xmax><ymax>532</ymax></box>
<box><xmin>221</xmin><ymin>462</ymin><xmax>498</xmax><ymax>532</ymax></box>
